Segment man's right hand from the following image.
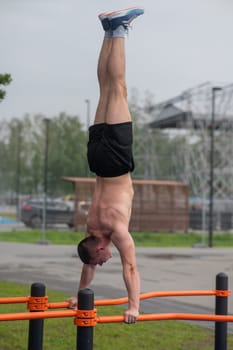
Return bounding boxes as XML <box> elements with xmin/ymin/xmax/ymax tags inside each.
<box><xmin>124</xmin><ymin>309</ymin><xmax>139</xmax><ymax>324</ymax></box>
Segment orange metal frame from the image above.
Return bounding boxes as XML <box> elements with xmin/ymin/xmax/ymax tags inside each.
<box><xmin>0</xmin><ymin>289</ymin><xmax>227</xmax><ymax>307</ymax></box>
<box><xmin>1</xmin><ymin>310</ymin><xmax>233</xmax><ymax>323</ymax></box>
<box><xmin>0</xmin><ymin>289</ymin><xmax>232</xmax><ymax>324</ymax></box>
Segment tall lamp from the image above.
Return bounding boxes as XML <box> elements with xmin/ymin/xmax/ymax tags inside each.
<box><xmin>208</xmin><ymin>87</ymin><xmax>222</xmax><ymax>247</ymax></box>
<box><xmin>41</xmin><ymin>118</ymin><xmax>50</xmax><ymax>244</ymax></box>
<box><xmin>85</xmin><ymin>99</ymin><xmax>91</xmax><ymax>177</ymax></box>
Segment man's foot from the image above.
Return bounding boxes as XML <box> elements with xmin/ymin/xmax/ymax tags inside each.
<box><xmin>98</xmin><ymin>12</ymin><xmax>112</xmax><ymax>31</ymax></box>
<box><xmin>109</xmin><ymin>7</ymin><xmax>144</xmax><ymax>30</ymax></box>
<box><xmin>99</xmin><ymin>7</ymin><xmax>144</xmax><ymax>31</ymax></box>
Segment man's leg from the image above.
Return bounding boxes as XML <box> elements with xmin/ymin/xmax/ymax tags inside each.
<box><xmin>104</xmin><ymin>8</ymin><xmax>144</xmax><ymax>124</ymax></box>
<box><xmin>87</xmin><ymin>8</ymin><xmax>143</xmax><ymax>178</ymax></box>
<box><xmin>105</xmin><ymin>36</ymin><xmax>131</xmax><ymax>124</ymax></box>
<box><xmin>94</xmin><ymin>37</ymin><xmax>112</xmax><ymax>124</ymax></box>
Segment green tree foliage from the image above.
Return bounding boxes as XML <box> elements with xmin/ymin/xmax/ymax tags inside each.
<box><xmin>0</xmin><ymin>113</ymin><xmax>87</xmax><ymax>196</ymax></box>
<box><xmin>46</xmin><ymin>112</ymin><xmax>87</xmax><ymax>194</ymax></box>
<box><xmin>0</xmin><ymin>91</ymin><xmax>190</xmax><ymax>199</ymax></box>
<box><xmin>0</xmin><ymin>73</ymin><xmax>12</xmax><ymax>102</ymax></box>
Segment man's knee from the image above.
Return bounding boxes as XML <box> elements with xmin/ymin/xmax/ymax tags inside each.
<box><xmin>109</xmin><ymin>80</ymin><xmax>127</xmax><ymax>98</ymax></box>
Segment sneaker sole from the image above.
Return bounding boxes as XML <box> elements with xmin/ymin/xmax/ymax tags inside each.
<box><xmin>99</xmin><ymin>7</ymin><xmax>143</xmax><ymax>20</ymax></box>
<box><xmin>109</xmin><ymin>7</ymin><xmax>144</xmax><ymax>20</ymax></box>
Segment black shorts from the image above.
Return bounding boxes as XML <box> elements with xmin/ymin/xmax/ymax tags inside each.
<box><xmin>87</xmin><ymin>122</ymin><xmax>135</xmax><ymax>177</ymax></box>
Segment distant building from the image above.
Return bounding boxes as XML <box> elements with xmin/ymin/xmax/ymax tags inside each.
<box><xmin>63</xmin><ymin>177</ymin><xmax>189</xmax><ymax>232</ymax></box>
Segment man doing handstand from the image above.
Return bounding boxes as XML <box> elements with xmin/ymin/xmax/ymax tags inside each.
<box><xmin>68</xmin><ymin>7</ymin><xmax>144</xmax><ymax>324</ymax></box>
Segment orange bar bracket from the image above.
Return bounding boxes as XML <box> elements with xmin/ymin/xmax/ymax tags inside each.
<box><xmin>27</xmin><ymin>296</ymin><xmax>49</xmax><ymax>311</ymax></box>
<box><xmin>215</xmin><ymin>290</ymin><xmax>231</xmax><ymax>297</ymax></box>
<box><xmin>74</xmin><ymin>309</ymin><xmax>97</xmax><ymax>327</ymax></box>
<box><xmin>74</xmin><ymin>318</ymin><xmax>97</xmax><ymax>327</ymax></box>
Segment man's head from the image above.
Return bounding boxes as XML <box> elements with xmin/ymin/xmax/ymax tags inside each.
<box><xmin>77</xmin><ymin>236</ymin><xmax>112</xmax><ymax>266</ymax></box>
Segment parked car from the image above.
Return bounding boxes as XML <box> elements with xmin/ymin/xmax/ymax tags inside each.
<box><xmin>20</xmin><ymin>197</ymin><xmax>75</xmax><ymax>228</ymax></box>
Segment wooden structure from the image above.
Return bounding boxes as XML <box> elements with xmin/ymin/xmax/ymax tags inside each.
<box><xmin>63</xmin><ymin>177</ymin><xmax>189</xmax><ymax>232</ymax></box>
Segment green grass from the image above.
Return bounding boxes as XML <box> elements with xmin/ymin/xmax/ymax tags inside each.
<box><xmin>133</xmin><ymin>231</ymin><xmax>233</xmax><ymax>247</ymax></box>
<box><xmin>0</xmin><ymin>281</ymin><xmax>233</xmax><ymax>350</ymax></box>
<box><xmin>0</xmin><ymin>230</ymin><xmax>233</xmax><ymax>247</ymax></box>
<box><xmin>0</xmin><ymin>230</ymin><xmax>83</xmax><ymax>245</ymax></box>
<box><xmin>0</xmin><ymin>212</ymin><xmax>16</xmax><ymax>220</ymax></box>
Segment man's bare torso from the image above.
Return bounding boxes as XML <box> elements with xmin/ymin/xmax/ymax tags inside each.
<box><xmin>87</xmin><ymin>173</ymin><xmax>134</xmax><ymax>238</ymax></box>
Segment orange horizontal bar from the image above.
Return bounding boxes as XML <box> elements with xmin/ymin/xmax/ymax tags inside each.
<box><xmin>94</xmin><ymin>290</ymin><xmax>217</xmax><ymax>306</ymax></box>
<box><xmin>47</xmin><ymin>291</ymin><xmax>217</xmax><ymax>309</ymax></box>
<box><xmin>0</xmin><ymin>309</ymin><xmax>76</xmax><ymax>321</ymax></box>
<box><xmin>0</xmin><ymin>289</ymin><xmax>225</xmax><ymax>308</ymax></box>
<box><xmin>97</xmin><ymin>313</ymin><xmax>233</xmax><ymax>324</ymax></box>
<box><xmin>1</xmin><ymin>310</ymin><xmax>233</xmax><ymax>323</ymax></box>
<box><xmin>48</xmin><ymin>302</ymin><xmax>69</xmax><ymax>309</ymax></box>
<box><xmin>0</xmin><ymin>297</ymin><xmax>29</xmax><ymax>304</ymax></box>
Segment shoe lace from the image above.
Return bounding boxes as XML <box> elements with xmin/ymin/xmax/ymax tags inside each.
<box><xmin>122</xmin><ymin>21</ymin><xmax>133</xmax><ymax>35</ymax></box>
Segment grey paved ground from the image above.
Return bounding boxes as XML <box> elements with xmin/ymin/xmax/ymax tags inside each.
<box><xmin>0</xmin><ymin>242</ymin><xmax>233</xmax><ymax>331</ymax></box>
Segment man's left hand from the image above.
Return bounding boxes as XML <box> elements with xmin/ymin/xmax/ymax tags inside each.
<box><xmin>67</xmin><ymin>296</ymin><xmax>77</xmax><ymax>309</ymax></box>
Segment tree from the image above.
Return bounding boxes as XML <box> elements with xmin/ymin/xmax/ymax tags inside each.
<box><xmin>0</xmin><ymin>73</ymin><xmax>12</xmax><ymax>102</ymax></box>
<box><xmin>0</xmin><ymin>113</ymin><xmax>88</xmax><ymax>197</ymax></box>
<box><xmin>46</xmin><ymin>112</ymin><xmax>87</xmax><ymax>194</ymax></box>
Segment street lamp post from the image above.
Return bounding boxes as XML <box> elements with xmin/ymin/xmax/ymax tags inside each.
<box><xmin>85</xmin><ymin>99</ymin><xmax>91</xmax><ymax>177</ymax></box>
<box><xmin>15</xmin><ymin>122</ymin><xmax>22</xmax><ymax>221</ymax></box>
<box><xmin>208</xmin><ymin>87</ymin><xmax>222</xmax><ymax>248</ymax></box>
<box><xmin>41</xmin><ymin>118</ymin><xmax>50</xmax><ymax>244</ymax></box>
<box><xmin>85</xmin><ymin>99</ymin><xmax>91</xmax><ymax>131</ymax></box>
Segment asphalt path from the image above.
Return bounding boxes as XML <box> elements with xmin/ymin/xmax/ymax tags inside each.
<box><xmin>0</xmin><ymin>241</ymin><xmax>233</xmax><ymax>332</ymax></box>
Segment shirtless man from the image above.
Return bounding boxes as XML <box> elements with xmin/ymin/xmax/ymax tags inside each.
<box><xmin>68</xmin><ymin>7</ymin><xmax>144</xmax><ymax>324</ymax></box>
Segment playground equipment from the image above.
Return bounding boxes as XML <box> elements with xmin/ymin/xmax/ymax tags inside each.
<box><xmin>0</xmin><ymin>273</ymin><xmax>232</xmax><ymax>350</ymax></box>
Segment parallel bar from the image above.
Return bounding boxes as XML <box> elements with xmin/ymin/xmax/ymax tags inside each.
<box><xmin>0</xmin><ymin>290</ymin><xmax>220</xmax><ymax>308</ymax></box>
<box><xmin>1</xmin><ymin>311</ymin><xmax>233</xmax><ymax>323</ymax></box>
<box><xmin>0</xmin><ymin>310</ymin><xmax>76</xmax><ymax>321</ymax></box>
<box><xmin>48</xmin><ymin>302</ymin><xmax>68</xmax><ymax>309</ymax></box>
<box><xmin>94</xmin><ymin>290</ymin><xmax>217</xmax><ymax>306</ymax></box>
<box><xmin>97</xmin><ymin>313</ymin><xmax>233</xmax><ymax>324</ymax></box>
<box><xmin>0</xmin><ymin>297</ymin><xmax>29</xmax><ymax>304</ymax></box>
<box><xmin>46</xmin><ymin>290</ymin><xmax>218</xmax><ymax>309</ymax></box>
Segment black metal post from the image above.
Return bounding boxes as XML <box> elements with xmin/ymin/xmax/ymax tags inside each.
<box><xmin>28</xmin><ymin>283</ymin><xmax>46</xmax><ymax>350</ymax></box>
<box><xmin>215</xmin><ymin>272</ymin><xmax>228</xmax><ymax>350</ymax></box>
<box><xmin>76</xmin><ymin>288</ymin><xmax>94</xmax><ymax>350</ymax></box>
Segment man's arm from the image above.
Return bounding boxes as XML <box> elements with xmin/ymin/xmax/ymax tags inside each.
<box><xmin>112</xmin><ymin>225</ymin><xmax>140</xmax><ymax>323</ymax></box>
<box><xmin>79</xmin><ymin>263</ymin><xmax>96</xmax><ymax>289</ymax></box>
<box><xmin>67</xmin><ymin>264</ymin><xmax>96</xmax><ymax>308</ymax></box>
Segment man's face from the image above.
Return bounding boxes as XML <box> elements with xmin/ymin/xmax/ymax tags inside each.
<box><xmin>89</xmin><ymin>247</ymin><xmax>112</xmax><ymax>266</ymax></box>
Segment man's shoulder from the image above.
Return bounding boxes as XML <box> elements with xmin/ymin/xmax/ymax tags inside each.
<box><xmin>112</xmin><ymin>227</ymin><xmax>135</xmax><ymax>254</ymax></box>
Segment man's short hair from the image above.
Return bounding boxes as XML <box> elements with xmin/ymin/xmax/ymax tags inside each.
<box><xmin>77</xmin><ymin>236</ymin><xmax>97</xmax><ymax>264</ymax></box>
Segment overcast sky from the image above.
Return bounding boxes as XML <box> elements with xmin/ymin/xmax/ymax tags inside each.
<box><xmin>1</xmin><ymin>0</ymin><xmax>233</xmax><ymax>126</ymax></box>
